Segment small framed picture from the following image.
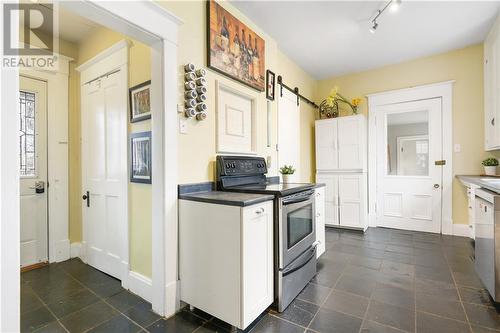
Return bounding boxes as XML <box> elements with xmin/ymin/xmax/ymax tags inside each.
<box><xmin>266</xmin><ymin>70</ymin><xmax>275</xmax><ymax>101</ymax></box>
<box><xmin>129</xmin><ymin>80</ymin><xmax>151</xmax><ymax>123</ymax></box>
<box><xmin>130</xmin><ymin>131</ymin><xmax>152</xmax><ymax>184</ymax></box>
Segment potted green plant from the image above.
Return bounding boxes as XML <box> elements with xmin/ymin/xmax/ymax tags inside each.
<box><xmin>279</xmin><ymin>165</ymin><xmax>296</xmax><ymax>183</ymax></box>
<box><xmin>482</xmin><ymin>157</ymin><xmax>499</xmax><ymax>176</ymax></box>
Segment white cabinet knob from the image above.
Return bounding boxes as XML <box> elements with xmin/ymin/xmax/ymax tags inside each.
<box><xmin>255</xmin><ymin>207</ymin><xmax>265</xmax><ymax>214</ymax></box>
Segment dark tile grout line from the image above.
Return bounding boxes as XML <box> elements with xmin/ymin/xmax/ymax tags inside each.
<box><xmin>29</xmin><ymin>287</ymin><xmax>71</xmax><ymax>333</ymax></box>
<box><xmin>443</xmin><ymin>241</ymin><xmax>475</xmax><ymax>333</ymax></box>
<box><xmin>60</xmin><ymin>263</ymin><xmax>163</xmax><ymax>333</ymax></box>
<box><xmin>26</xmin><ymin>261</ymin><xmax>161</xmax><ymax>333</ymax></box>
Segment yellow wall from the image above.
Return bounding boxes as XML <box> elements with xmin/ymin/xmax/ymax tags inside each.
<box><xmin>316</xmin><ymin>44</ymin><xmax>492</xmax><ymax>225</ymax></box>
<box><xmin>69</xmin><ymin>28</ymin><xmax>153</xmax><ymax>278</ymax></box>
<box><xmin>68</xmin><ymin>1</ymin><xmax>317</xmax><ymax>279</ymax></box>
<box><xmin>159</xmin><ymin>0</ymin><xmax>318</xmax><ymax>183</ymax></box>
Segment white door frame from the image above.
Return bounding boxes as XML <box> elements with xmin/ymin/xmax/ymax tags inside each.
<box><xmin>367</xmin><ymin>81</ymin><xmax>454</xmax><ymax>235</ymax></box>
<box><xmin>21</xmin><ymin>55</ymin><xmax>72</xmax><ymax>265</ymax></box>
<box><xmin>0</xmin><ymin>2</ymin><xmax>183</xmax><ymax>329</ymax></box>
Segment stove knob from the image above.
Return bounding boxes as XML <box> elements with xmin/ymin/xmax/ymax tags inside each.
<box><xmin>231</xmin><ymin>162</ymin><xmax>236</xmax><ymax>168</ymax></box>
<box><xmin>225</xmin><ymin>163</ymin><xmax>231</xmax><ymax>169</ymax></box>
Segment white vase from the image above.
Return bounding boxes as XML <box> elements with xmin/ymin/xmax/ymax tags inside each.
<box><xmin>485</xmin><ymin>166</ymin><xmax>497</xmax><ymax>176</ymax></box>
<box><xmin>282</xmin><ymin>174</ymin><xmax>291</xmax><ymax>183</ymax></box>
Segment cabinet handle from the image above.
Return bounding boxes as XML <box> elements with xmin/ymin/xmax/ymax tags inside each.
<box><xmin>317</xmin><ymin>213</ymin><xmax>321</xmax><ymax>217</ymax></box>
<box><xmin>255</xmin><ymin>207</ymin><xmax>265</xmax><ymax>214</ymax></box>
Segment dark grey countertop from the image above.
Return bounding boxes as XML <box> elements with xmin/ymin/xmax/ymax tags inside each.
<box><xmin>456</xmin><ymin>175</ymin><xmax>500</xmax><ymax>194</ymax></box>
<box><xmin>179</xmin><ymin>191</ymin><xmax>274</xmax><ymax>207</ymax></box>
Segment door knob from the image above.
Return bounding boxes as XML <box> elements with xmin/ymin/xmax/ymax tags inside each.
<box><xmin>434</xmin><ymin>184</ymin><xmax>440</xmax><ymax>189</ymax></box>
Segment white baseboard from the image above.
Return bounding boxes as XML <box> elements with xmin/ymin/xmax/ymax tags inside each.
<box><xmin>452</xmin><ymin>224</ymin><xmax>471</xmax><ymax>238</ymax></box>
<box><xmin>128</xmin><ymin>271</ymin><xmax>152</xmax><ymax>303</ymax></box>
<box><xmin>52</xmin><ymin>239</ymin><xmax>70</xmax><ymax>263</ymax></box>
<box><xmin>70</xmin><ymin>242</ymin><xmax>82</xmax><ymax>258</ymax></box>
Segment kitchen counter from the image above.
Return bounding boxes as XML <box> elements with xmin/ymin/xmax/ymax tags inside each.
<box><xmin>456</xmin><ymin>175</ymin><xmax>500</xmax><ymax>194</ymax></box>
<box><xmin>179</xmin><ymin>190</ymin><xmax>274</xmax><ymax>207</ymax></box>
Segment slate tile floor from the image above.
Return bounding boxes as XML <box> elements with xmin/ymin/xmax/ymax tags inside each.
<box><xmin>21</xmin><ymin>227</ymin><xmax>500</xmax><ymax>332</ymax></box>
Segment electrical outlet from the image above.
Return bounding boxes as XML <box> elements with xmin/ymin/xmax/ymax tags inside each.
<box><xmin>454</xmin><ymin>144</ymin><xmax>461</xmax><ymax>153</ymax></box>
<box><xmin>267</xmin><ymin>156</ymin><xmax>272</xmax><ymax>168</ymax></box>
<box><xmin>179</xmin><ymin>118</ymin><xmax>188</xmax><ymax>134</ymax></box>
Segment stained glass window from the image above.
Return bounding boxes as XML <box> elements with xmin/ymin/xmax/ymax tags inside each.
<box><xmin>19</xmin><ymin>91</ymin><xmax>36</xmax><ymax>177</ymax></box>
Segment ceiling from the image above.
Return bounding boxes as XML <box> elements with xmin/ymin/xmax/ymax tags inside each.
<box><xmin>231</xmin><ymin>1</ymin><xmax>500</xmax><ymax>80</ymax></box>
<box><xmin>388</xmin><ymin>110</ymin><xmax>428</xmax><ymax>126</ymax></box>
<box><xmin>20</xmin><ymin>4</ymin><xmax>100</xmax><ymax>44</ymax></box>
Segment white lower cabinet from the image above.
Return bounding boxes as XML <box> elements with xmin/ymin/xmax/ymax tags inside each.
<box><xmin>316</xmin><ymin>173</ymin><xmax>367</xmax><ymax>230</ymax></box>
<box><xmin>315</xmin><ymin>187</ymin><xmax>326</xmax><ymax>258</ymax></box>
<box><xmin>179</xmin><ymin>199</ymin><xmax>274</xmax><ymax>330</ymax></box>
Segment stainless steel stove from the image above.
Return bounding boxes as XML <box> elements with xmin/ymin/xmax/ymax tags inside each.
<box><xmin>216</xmin><ymin>155</ymin><xmax>318</xmax><ymax>312</ymax></box>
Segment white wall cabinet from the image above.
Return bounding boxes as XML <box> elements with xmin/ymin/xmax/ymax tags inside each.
<box><xmin>485</xmin><ymin>14</ymin><xmax>500</xmax><ymax>151</ymax></box>
<box><xmin>179</xmin><ymin>199</ymin><xmax>273</xmax><ymax>330</ymax></box>
<box><xmin>315</xmin><ymin>115</ymin><xmax>368</xmax><ymax>231</ymax></box>
<box><xmin>315</xmin><ymin>115</ymin><xmax>366</xmax><ymax>171</ymax></box>
<box><xmin>315</xmin><ymin>187</ymin><xmax>326</xmax><ymax>258</ymax></box>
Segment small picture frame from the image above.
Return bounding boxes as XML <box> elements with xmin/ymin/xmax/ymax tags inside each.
<box><xmin>129</xmin><ymin>80</ymin><xmax>151</xmax><ymax>123</ymax></box>
<box><xmin>130</xmin><ymin>131</ymin><xmax>152</xmax><ymax>184</ymax></box>
<box><xmin>266</xmin><ymin>70</ymin><xmax>275</xmax><ymax>101</ymax></box>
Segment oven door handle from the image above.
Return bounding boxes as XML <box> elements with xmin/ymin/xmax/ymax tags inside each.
<box><xmin>282</xmin><ymin>243</ymin><xmax>318</xmax><ymax>277</ymax></box>
<box><xmin>282</xmin><ymin>195</ymin><xmax>313</xmax><ymax>206</ymax></box>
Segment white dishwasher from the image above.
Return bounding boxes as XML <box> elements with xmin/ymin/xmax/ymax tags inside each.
<box><xmin>475</xmin><ymin>188</ymin><xmax>498</xmax><ymax>300</ymax></box>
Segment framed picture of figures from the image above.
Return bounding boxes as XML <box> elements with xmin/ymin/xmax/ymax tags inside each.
<box><xmin>129</xmin><ymin>80</ymin><xmax>151</xmax><ymax>123</ymax></box>
<box><xmin>207</xmin><ymin>0</ymin><xmax>265</xmax><ymax>92</ymax></box>
<box><xmin>266</xmin><ymin>70</ymin><xmax>275</xmax><ymax>101</ymax></box>
<box><xmin>130</xmin><ymin>131</ymin><xmax>152</xmax><ymax>184</ymax></box>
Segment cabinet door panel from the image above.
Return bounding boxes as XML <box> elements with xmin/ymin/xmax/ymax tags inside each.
<box><xmin>324</xmin><ymin>203</ymin><xmax>339</xmax><ymax>226</ymax></box>
<box><xmin>315</xmin><ymin>120</ymin><xmax>338</xmax><ymax>170</ymax></box>
<box><xmin>338</xmin><ymin>117</ymin><xmax>363</xmax><ymax>169</ymax></box>
<box><xmin>485</xmin><ymin>20</ymin><xmax>500</xmax><ymax>150</ymax></box>
<box><xmin>242</xmin><ymin>201</ymin><xmax>273</xmax><ymax>328</ymax></box>
<box><xmin>316</xmin><ymin>174</ymin><xmax>338</xmax><ymax>204</ymax></box>
<box><xmin>339</xmin><ymin>175</ymin><xmax>365</xmax><ymax>228</ymax></box>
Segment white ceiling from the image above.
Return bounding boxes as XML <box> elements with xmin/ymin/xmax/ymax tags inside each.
<box><xmin>231</xmin><ymin>1</ymin><xmax>500</xmax><ymax>80</ymax></box>
<box><xmin>388</xmin><ymin>110</ymin><xmax>428</xmax><ymax>126</ymax></box>
<box><xmin>20</xmin><ymin>4</ymin><xmax>100</xmax><ymax>44</ymax></box>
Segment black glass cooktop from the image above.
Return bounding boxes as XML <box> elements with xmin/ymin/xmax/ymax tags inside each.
<box><xmin>225</xmin><ymin>182</ymin><xmax>315</xmax><ymax>197</ymax></box>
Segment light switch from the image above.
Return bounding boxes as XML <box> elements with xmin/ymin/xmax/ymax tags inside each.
<box><xmin>267</xmin><ymin>156</ymin><xmax>272</xmax><ymax>168</ymax></box>
<box><xmin>179</xmin><ymin>118</ymin><xmax>188</xmax><ymax>134</ymax></box>
<box><xmin>454</xmin><ymin>144</ymin><xmax>461</xmax><ymax>153</ymax></box>
<box><xmin>177</xmin><ymin>104</ymin><xmax>184</xmax><ymax>113</ymax></box>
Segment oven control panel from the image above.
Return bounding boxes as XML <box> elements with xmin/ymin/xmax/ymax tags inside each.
<box><xmin>216</xmin><ymin>155</ymin><xmax>267</xmax><ymax>176</ymax></box>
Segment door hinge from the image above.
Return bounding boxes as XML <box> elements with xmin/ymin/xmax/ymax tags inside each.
<box><xmin>434</xmin><ymin>160</ymin><xmax>446</xmax><ymax>166</ymax></box>
<box><xmin>276</xmin><ymin>144</ymin><xmax>279</xmax><ymax>152</ymax></box>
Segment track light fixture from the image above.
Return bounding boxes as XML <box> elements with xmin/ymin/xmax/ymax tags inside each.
<box><xmin>369</xmin><ymin>0</ymin><xmax>402</xmax><ymax>34</ymax></box>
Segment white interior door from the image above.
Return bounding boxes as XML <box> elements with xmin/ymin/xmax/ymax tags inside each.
<box><xmin>81</xmin><ymin>68</ymin><xmax>128</xmax><ymax>280</ymax></box>
<box><xmin>376</xmin><ymin>98</ymin><xmax>442</xmax><ymax>233</ymax></box>
<box><xmin>20</xmin><ymin>76</ymin><xmax>48</xmax><ymax>268</ymax></box>
<box><xmin>278</xmin><ymin>88</ymin><xmax>300</xmax><ymax>181</ymax></box>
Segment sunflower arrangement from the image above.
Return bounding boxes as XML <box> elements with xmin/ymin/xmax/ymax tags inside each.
<box><xmin>319</xmin><ymin>87</ymin><xmax>363</xmax><ymax>118</ymax></box>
